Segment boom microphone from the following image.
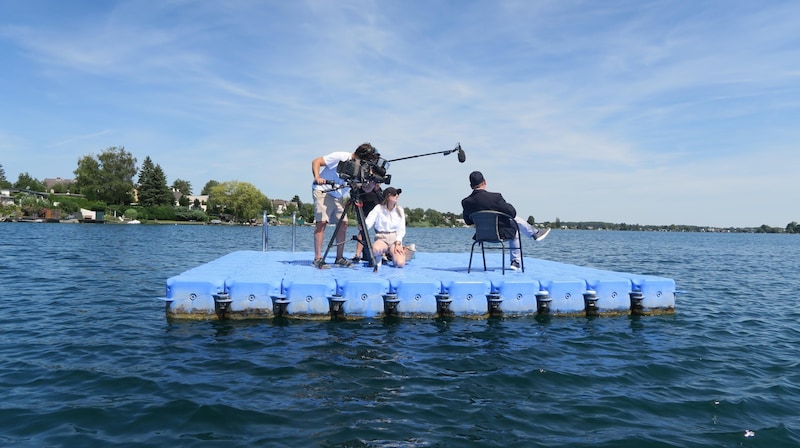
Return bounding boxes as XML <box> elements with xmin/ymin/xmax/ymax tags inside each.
<box><xmin>387</xmin><ymin>143</ymin><xmax>466</xmax><ymax>163</ymax></box>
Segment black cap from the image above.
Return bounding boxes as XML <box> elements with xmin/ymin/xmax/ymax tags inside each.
<box><xmin>469</xmin><ymin>171</ymin><xmax>485</xmax><ymax>188</ymax></box>
<box><xmin>384</xmin><ymin>187</ymin><xmax>402</xmax><ymax>196</ymax></box>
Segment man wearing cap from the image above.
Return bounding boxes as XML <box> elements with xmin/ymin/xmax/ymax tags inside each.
<box><xmin>364</xmin><ymin>186</ymin><xmax>406</xmax><ymax>271</ymax></box>
<box><xmin>311</xmin><ymin>143</ymin><xmax>377</xmax><ymax>269</ymax></box>
<box><xmin>461</xmin><ymin>171</ymin><xmax>550</xmax><ymax>270</ymax></box>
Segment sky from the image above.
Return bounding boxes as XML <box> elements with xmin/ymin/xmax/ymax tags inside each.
<box><xmin>1</xmin><ymin>0</ymin><xmax>798</xmax><ymax>228</ymax></box>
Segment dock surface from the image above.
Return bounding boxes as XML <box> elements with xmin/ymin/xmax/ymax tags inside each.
<box><xmin>161</xmin><ymin>250</ymin><xmax>676</xmax><ymax>319</ymax></box>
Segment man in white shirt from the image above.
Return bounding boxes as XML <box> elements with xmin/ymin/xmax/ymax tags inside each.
<box><xmin>310</xmin><ymin>143</ymin><xmax>377</xmax><ymax>268</ymax></box>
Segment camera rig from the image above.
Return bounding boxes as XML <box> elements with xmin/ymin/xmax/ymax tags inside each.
<box><xmin>336</xmin><ymin>153</ymin><xmax>392</xmax><ymax>185</ymax></box>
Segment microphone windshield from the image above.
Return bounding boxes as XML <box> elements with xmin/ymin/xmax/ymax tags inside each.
<box><xmin>457</xmin><ymin>147</ymin><xmax>466</xmax><ymax>163</ymax></box>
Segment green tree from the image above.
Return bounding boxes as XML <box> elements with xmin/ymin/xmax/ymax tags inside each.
<box><xmin>74</xmin><ymin>155</ymin><xmax>102</xmax><ymax>200</ymax></box>
<box><xmin>407</xmin><ymin>207</ymin><xmax>424</xmax><ymax>224</ymax></box>
<box><xmin>261</xmin><ymin>196</ymin><xmax>273</xmax><ymax>216</ymax></box>
<box><xmin>99</xmin><ymin>147</ymin><xmax>137</xmax><ymax>205</ymax></box>
<box><xmin>174</xmin><ymin>207</ymin><xmax>208</xmax><ymax>222</ymax></box>
<box><xmin>208</xmin><ymin>181</ymin><xmax>266</xmax><ymax>223</ymax></box>
<box><xmin>137</xmin><ymin>156</ymin><xmax>174</xmax><ymax>206</ymax></box>
<box><xmin>201</xmin><ymin>180</ymin><xmax>219</xmax><ymax>195</ymax></box>
<box><xmin>51</xmin><ymin>182</ymin><xmax>70</xmax><ymax>194</ymax></box>
<box><xmin>19</xmin><ymin>195</ymin><xmax>43</xmax><ymax>217</ymax></box>
<box><xmin>299</xmin><ymin>203</ymin><xmax>314</xmax><ymax>223</ymax></box>
<box><xmin>172</xmin><ymin>179</ymin><xmax>192</xmax><ymax>195</ymax></box>
<box><xmin>124</xmin><ymin>208</ymin><xmax>139</xmax><ymax>220</ymax></box>
<box><xmin>757</xmin><ymin>224</ymin><xmax>776</xmax><ymax>234</ymax></box>
<box><xmin>0</xmin><ymin>163</ymin><xmax>11</xmax><ymax>188</ymax></box>
<box><xmin>291</xmin><ymin>195</ymin><xmax>302</xmax><ymax>206</ymax></box>
<box><xmin>13</xmin><ymin>172</ymin><xmax>46</xmax><ymax>192</ymax></box>
<box><xmin>74</xmin><ymin>146</ymin><xmax>137</xmax><ymax>205</ymax></box>
<box><xmin>424</xmin><ymin>208</ymin><xmax>445</xmax><ymax>227</ymax></box>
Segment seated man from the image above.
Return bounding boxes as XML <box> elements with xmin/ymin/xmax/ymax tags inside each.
<box><xmin>461</xmin><ymin>171</ymin><xmax>550</xmax><ymax>270</ymax></box>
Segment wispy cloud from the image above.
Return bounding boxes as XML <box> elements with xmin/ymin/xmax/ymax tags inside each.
<box><xmin>1</xmin><ymin>0</ymin><xmax>799</xmax><ymax>227</ymax></box>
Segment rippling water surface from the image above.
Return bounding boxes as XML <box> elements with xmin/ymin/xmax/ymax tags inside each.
<box><xmin>2</xmin><ymin>223</ymin><xmax>799</xmax><ymax>447</ymax></box>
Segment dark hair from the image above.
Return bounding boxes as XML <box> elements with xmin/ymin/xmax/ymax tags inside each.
<box><xmin>354</xmin><ymin>143</ymin><xmax>377</xmax><ymax>160</ymax></box>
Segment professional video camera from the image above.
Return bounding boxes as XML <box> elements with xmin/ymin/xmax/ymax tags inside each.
<box><xmin>336</xmin><ymin>152</ymin><xmax>392</xmax><ymax>185</ymax></box>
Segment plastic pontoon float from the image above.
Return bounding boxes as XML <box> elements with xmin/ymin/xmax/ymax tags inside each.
<box><xmin>159</xmin><ymin>249</ymin><xmax>676</xmax><ymax>320</ymax></box>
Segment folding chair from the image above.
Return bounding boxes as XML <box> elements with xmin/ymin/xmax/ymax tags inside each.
<box><xmin>467</xmin><ymin>210</ymin><xmax>524</xmax><ymax>275</ymax></box>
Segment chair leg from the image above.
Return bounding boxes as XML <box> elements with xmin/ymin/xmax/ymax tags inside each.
<box><xmin>468</xmin><ymin>242</ymin><xmax>477</xmax><ymax>273</ymax></box>
<box><xmin>481</xmin><ymin>243</ymin><xmax>487</xmax><ymax>271</ymax></box>
<box><xmin>501</xmin><ymin>243</ymin><xmax>505</xmax><ymax>275</ymax></box>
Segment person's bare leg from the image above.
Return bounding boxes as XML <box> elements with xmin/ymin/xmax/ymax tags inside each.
<box><xmin>391</xmin><ymin>244</ymin><xmax>406</xmax><ymax>267</ymax></box>
<box><xmin>314</xmin><ymin>221</ymin><xmax>327</xmax><ymax>260</ymax></box>
<box><xmin>335</xmin><ymin>220</ymin><xmax>348</xmax><ymax>259</ymax></box>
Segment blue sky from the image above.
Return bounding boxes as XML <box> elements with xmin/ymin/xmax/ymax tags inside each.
<box><xmin>1</xmin><ymin>0</ymin><xmax>798</xmax><ymax>228</ymax></box>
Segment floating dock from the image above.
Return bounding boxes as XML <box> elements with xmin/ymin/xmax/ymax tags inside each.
<box><xmin>159</xmin><ymin>250</ymin><xmax>676</xmax><ymax>320</ymax></box>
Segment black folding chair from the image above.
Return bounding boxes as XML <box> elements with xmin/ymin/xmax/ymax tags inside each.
<box><xmin>467</xmin><ymin>210</ymin><xmax>524</xmax><ymax>275</ymax></box>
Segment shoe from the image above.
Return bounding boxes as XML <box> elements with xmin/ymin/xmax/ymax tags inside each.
<box><xmin>351</xmin><ymin>256</ymin><xmax>362</xmax><ymax>263</ymax></box>
<box><xmin>335</xmin><ymin>257</ymin><xmax>354</xmax><ymax>268</ymax></box>
<box><xmin>312</xmin><ymin>258</ymin><xmax>330</xmax><ymax>269</ymax></box>
<box><xmin>533</xmin><ymin>227</ymin><xmax>551</xmax><ymax>242</ymax></box>
<box><xmin>509</xmin><ymin>260</ymin><xmax>521</xmax><ymax>271</ymax></box>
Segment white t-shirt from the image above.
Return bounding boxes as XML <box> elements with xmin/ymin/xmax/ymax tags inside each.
<box><xmin>312</xmin><ymin>151</ymin><xmax>352</xmax><ymax>199</ymax></box>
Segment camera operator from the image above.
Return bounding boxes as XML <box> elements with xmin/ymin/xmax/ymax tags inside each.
<box><xmin>311</xmin><ymin>143</ymin><xmax>377</xmax><ymax>268</ymax></box>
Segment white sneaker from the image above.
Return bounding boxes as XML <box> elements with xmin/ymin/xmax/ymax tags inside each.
<box><xmin>509</xmin><ymin>260</ymin><xmax>521</xmax><ymax>271</ymax></box>
<box><xmin>533</xmin><ymin>227</ymin><xmax>551</xmax><ymax>242</ymax></box>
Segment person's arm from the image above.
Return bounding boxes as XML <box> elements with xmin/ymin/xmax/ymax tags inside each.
<box><xmin>364</xmin><ymin>205</ymin><xmax>379</xmax><ymax>230</ymax></box>
<box><xmin>495</xmin><ymin>194</ymin><xmax>516</xmax><ymax>217</ymax></box>
<box><xmin>395</xmin><ymin>206</ymin><xmax>406</xmax><ymax>244</ymax></box>
<box><xmin>461</xmin><ymin>198</ymin><xmax>474</xmax><ymax>225</ymax></box>
<box><xmin>311</xmin><ymin>157</ymin><xmax>326</xmax><ymax>184</ymax></box>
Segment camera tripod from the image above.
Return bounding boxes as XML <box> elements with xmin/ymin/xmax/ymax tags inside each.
<box><xmin>320</xmin><ymin>184</ymin><xmax>376</xmax><ymax>268</ymax></box>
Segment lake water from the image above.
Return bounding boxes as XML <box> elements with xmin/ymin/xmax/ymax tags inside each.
<box><xmin>1</xmin><ymin>223</ymin><xmax>799</xmax><ymax>447</ymax></box>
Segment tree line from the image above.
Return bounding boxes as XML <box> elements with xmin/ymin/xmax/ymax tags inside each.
<box><xmin>2</xmin><ymin>149</ymin><xmax>798</xmax><ymax>232</ymax></box>
<box><xmin>0</xmin><ymin>147</ymin><xmax>471</xmax><ymax>226</ymax></box>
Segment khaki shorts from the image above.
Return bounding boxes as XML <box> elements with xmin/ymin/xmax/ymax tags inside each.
<box><xmin>374</xmin><ymin>231</ymin><xmax>397</xmax><ymax>246</ymax></box>
<box><xmin>313</xmin><ymin>189</ymin><xmax>346</xmax><ymax>224</ymax></box>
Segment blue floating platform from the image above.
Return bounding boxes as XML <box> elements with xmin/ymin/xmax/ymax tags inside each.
<box><xmin>159</xmin><ymin>250</ymin><xmax>676</xmax><ymax>320</ymax></box>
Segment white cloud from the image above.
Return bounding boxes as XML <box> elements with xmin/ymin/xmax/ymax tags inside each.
<box><xmin>1</xmin><ymin>0</ymin><xmax>799</xmax><ymax>227</ymax></box>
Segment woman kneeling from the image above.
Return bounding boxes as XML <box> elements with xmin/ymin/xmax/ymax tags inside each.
<box><xmin>365</xmin><ymin>186</ymin><xmax>406</xmax><ymax>271</ymax></box>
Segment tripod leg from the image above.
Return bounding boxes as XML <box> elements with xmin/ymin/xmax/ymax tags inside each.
<box><xmin>355</xmin><ymin>203</ymin><xmax>376</xmax><ymax>269</ymax></box>
<box><xmin>321</xmin><ymin>201</ymin><xmax>351</xmax><ymax>264</ymax></box>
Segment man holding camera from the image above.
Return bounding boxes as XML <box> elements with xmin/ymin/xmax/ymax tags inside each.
<box><xmin>310</xmin><ymin>143</ymin><xmax>377</xmax><ymax>269</ymax></box>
